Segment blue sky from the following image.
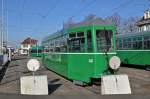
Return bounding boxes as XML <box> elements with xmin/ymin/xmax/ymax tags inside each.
<box><xmin>0</xmin><ymin>0</ymin><xmax>149</xmax><ymax>47</ymax></box>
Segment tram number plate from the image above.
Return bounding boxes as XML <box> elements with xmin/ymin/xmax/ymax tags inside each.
<box><xmin>20</xmin><ymin>75</ymin><xmax>48</xmax><ymax>95</ymax></box>
<box><xmin>101</xmin><ymin>74</ymin><xmax>131</xmax><ymax>95</ymax></box>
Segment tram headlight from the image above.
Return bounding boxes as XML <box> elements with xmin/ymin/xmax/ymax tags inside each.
<box><xmin>109</xmin><ymin>56</ymin><xmax>121</xmax><ymax>70</ymax></box>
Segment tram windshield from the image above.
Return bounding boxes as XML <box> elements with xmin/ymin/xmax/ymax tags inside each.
<box><xmin>96</xmin><ymin>30</ymin><xmax>113</xmax><ymax>52</ymax></box>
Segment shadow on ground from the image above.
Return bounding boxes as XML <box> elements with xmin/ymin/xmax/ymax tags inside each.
<box><xmin>11</xmin><ymin>58</ymin><xmax>27</xmax><ymax>61</ymax></box>
<box><xmin>0</xmin><ymin>62</ymin><xmax>10</xmax><ymax>82</ymax></box>
<box><xmin>48</xmin><ymin>78</ymin><xmax>62</xmax><ymax>94</ymax></box>
<box><xmin>121</xmin><ymin>64</ymin><xmax>147</xmax><ymax>70</ymax></box>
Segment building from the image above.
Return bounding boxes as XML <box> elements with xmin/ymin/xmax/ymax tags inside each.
<box><xmin>137</xmin><ymin>9</ymin><xmax>150</xmax><ymax>32</ymax></box>
<box><xmin>20</xmin><ymin>37</ymin><xmax>38</xmax><ymax>55</ymax></box>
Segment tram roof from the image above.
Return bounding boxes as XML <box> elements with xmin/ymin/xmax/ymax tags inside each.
<box><xmin>117</xmin><ymin>31</ymin><xmax>150</xmax><ymax>38</ymax></box>
<box><xmin>42</xmin><ymin>19</ymin><xmax>114</xmax><ymax>42</ymax></box>
<box><xmin>63</xmin><ymin>18</ymin><xmax>113</xmax><ymax>29</ymax></box>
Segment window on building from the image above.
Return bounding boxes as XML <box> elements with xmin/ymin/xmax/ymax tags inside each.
<box><xmin>23</xmin><ymin>44</ymin><xmax>28</xmax><ymax>48</ymax></box>
<box><xmin>23</xmin><ymin>49</ymin><xmax>27</xmax><ymax>53</ymax></box>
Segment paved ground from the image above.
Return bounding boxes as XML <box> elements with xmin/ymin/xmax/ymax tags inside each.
<box><xmin>0</xmin><ymin>55</ymin><xmax>149</xmax><ymax>95</ymax></box>
<box><xmin>0</xmin><ymin>56</ymin><xmax>93</xmax><ymax>95</ymax></box>
<box><xmin>119</xmin><ymin>67</ymin><xmax>150</xmax><ymax>94</ymax></box>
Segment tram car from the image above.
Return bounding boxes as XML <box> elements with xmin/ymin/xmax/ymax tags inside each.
<box><xmin>29</xmin><ymin>45</ymin><xmax>43</xmax><ymax>57</ymax></box>
<box><xmin>42</xmin><ymin>19</ymin><xmax>117</xmax><ymax>84</ymax></box>
<box><xmin>117</xmin><ymin>31</ymin><xmax>150</xmax><ymax>70</ymax></box>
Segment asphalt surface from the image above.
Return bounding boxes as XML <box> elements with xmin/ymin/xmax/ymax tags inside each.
<box><xmin>0</xmin><ymin>55</ymin><xmax>149</xmax><ymax>95</ymax></box>
<box><xmin>0</xmin><ymin>56</ymin><xmax>93</xmax><ymax>95</ymax></box>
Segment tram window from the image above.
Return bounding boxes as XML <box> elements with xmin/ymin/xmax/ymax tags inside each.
<box><xmin>50</xmin><ymin>43</ymin><xmax>54</xmax><ymax>47</ymax></box>
<box><xmin>144</xmin><ymin>36</ymin><xmax>149</xmax><ymax>40</ymax></box>
<box><xmin>118</xmin><ymin>39</ymin><xmax>123</xmax><ymax>49</ymax></box>
<box><xmin>44</xmin><ymin>48</ymin><xmax>50</xmax><ymax>52</ymax></box>
<box><xmin>38</xmin><ymin>50</ymin><xmax>42</xmax><ymax>53</ymax></box>
<box><xmin>96</xmin><ymin>30</ymin><xmax>113</xmax><ymax>52</ymax></box>
<box><xmin>144</xmin><ymin>36</ymin><xmax>150</xmax><ymax>49</ymax></box>
<box><xmin>49</xmin><ymin>49</ymin><xmax>53</xmax><ymax>52</ymax></box>
<box><xmin>31</xmin><ymin>50</ymin><xmax>34</xmax><ymax>53</ymax></box>
<box><xmin>144</xmin><ymin>41</ymin><xmax>150</xmax><ymax>49</ymax></box>
<box><xmin>31</xmin><ymin>50</ymin><xmax>42</xmax><ymax>53</ymax></box>
<box><xmin>68</xmin><ymin>38</ymin><xmax>85</xmax><ymax>52</ymax></box>
<box><xmin>123</xmin><ymin>38</ymin><xmax>128</xmax><ymax>49</ymax></box>
<box><xmin>69</xmin><ymin>33</ymin><xmax>76</xmax><ymax>38</ymax></box>
<box><xmin>87</xmin><ymin>30</ymin><xmax>93</xmax><ymax>52</ymax></box>
<box><xmin>55</xmin><ymin>47</ymin><xmax>61</xmax><ymax>52</ymax></box>
<box><xmin>126</xmin><ymin>38</ymin><xmax>131</xmax><ymax>49</ymax></box>
<box><xmin>77</xmin><ymin>32</ymin><xmax>84</xmax><ymax>37</ymax></box>
<box><xmin>60</xmin><ymin>45</ymin><xmax>67</xmax><ymax>52</ymax></box>
<box><xmin>132</xmin><ymin>37</ymin><xmax>143</xmax><ymax>49</ymax></box>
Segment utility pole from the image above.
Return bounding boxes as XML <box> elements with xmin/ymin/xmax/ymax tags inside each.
<box><xmin>6</xmin><ymin>10</ymin><xmax>8</xmax><ymax>48</ymax></box>
<box><xmin>0</xmin><ymin>18</ymin><xmax>1</xmax><ymax>54</ymax></box>
<box><xmin>1</xmin><ymin>0</ymin><xmax>4</xmax><ymax>54</ymax></box>
<box><xmin>2</xmin><ymin>0</ymin><xmax>4</xmax><ymax>54</ymax></box>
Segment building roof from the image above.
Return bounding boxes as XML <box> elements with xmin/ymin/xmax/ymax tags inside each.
<box><xmin>21</xmin><ymin>37</ymin><xmax>38</xmax><ymax>44</ymax></box>
<box><xmin>136</xmin><ymin>18</ymin><xmax>150</xmax><ymax>26</ymax></box>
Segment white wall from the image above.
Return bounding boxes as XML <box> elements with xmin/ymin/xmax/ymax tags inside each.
<box><xmin>144</xmin><ymin>10</ymin><xmax>150</xmax><ymax>19</ymax></box>
<box><xmin>20</xmin><ymin>44</ymin><xmax>36</xmax><ymax>55</ymax></box>
<box><xmin>20</xmin><ymin>44</ymin><xmax>30</xmax><ymax>55</ymax></box>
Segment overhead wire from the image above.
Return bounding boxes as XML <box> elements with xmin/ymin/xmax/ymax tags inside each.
<box><xmin>107</xmin><ymin>0</ymin><xmax>150</xmax><ymax>19</ymax></box>
<box><xmin>20</xmin><ymin>0</ymin><xmax>26</xmax><ymax>35</ymax></box>
<box><xmin>34</xmin><ymin>0</ymin><xmax>62</xmax><ymax>33</ymax></box>
<box><xmin>41</xmin><ymin>0</ymin><xmax>62</xmax><ymax>19</ymax></box>
<box><xmin>71</xmin><ymin>0</ymin><xmax>97</xmax><ymax>18</ymax></box>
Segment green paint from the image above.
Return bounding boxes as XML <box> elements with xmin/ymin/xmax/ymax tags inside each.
<box><xmin>117</xmin><ymin>31</ymin><xmax>150</xmax><ymax>66</ymax></box>
<box><xmin>117</xmin><ymin>50</ymin><xmax>150</xmax><ymax>66</ymax></box>
<box><xmin>29</xmin><ymin>45</ymin><xmax>43</xmax><ymax>57</ymax></box>
<box><xmin>42</xmin><ymin>24</ymin><xmax>116</xmax><ymax>83</ymax></box>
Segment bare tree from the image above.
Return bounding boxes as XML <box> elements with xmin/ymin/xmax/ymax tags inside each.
<box><xmin>105</xmin><ymin>13</ymin><xmax>121</xmax><ymax>33</ymax></box>
<box><xmin>121</xmin><ymin>17</ymin><xmax>139</xmax><ymax>33</ymax></box>
<box><xmin>63</xmin><ymin>16</ymin><xmax>75</xmax><ymax>28</ymax></box>
<box><xmin>84</xmin><ymin>14</ymin><xmax>97</xmax><ymax>21</ymax></box>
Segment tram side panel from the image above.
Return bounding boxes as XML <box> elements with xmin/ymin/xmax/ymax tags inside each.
<box><xmin>117</xmin><ymin>50</ymin><xmax>150</xmax><ymax>66</ymax></box>
<box><xmin>117</xmin><ymin>31</ymin><xmax>150</xmax><ymax>67</ymax></box>
<box><xmin>68</xmin><ymin>54</ymin><xmax>95</xmax><ymax>83</ymax></box>
<box><xmin>43</xmin><ymin>53</ymin><xmax>68</xmax><ymax>77</ymax></box>
<box><xmin>68</xmin><ymin>54</ymin><xmax>114</xmax><ymax>83</ymax></box>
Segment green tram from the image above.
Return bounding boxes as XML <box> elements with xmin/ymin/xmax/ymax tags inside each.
<box><xmin>29</xmin><ymin>45</ymin><xmax>43</xmax><ymax>57</ymax></box>
<box><xmin>117</xmin><ymin>31</ymin><xmax>150</xmax><ymax>70</ymax></box>
<box><xmin>42</xmin><ymin>21</ymin><xmax>117</xmax><ymax>84</ymax></box>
